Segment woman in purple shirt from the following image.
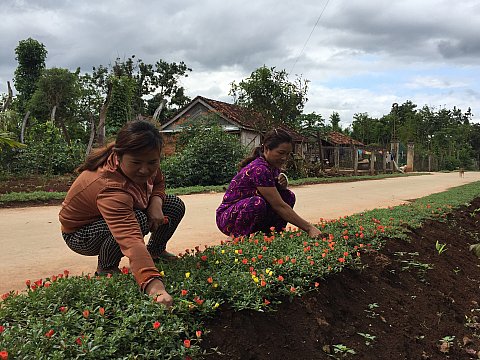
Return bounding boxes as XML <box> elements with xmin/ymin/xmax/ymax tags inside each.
<box><xmin>216</xmin><ymin>128</ymin><xmax>321</xmax><ymax>238</ymax></box>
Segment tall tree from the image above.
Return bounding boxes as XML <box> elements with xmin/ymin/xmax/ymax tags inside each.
<box><xmin>13</xmin><ymin>38</ymin><xmax>48</xmax><ymax>113</ymax></box>
<box><xmin>329</xmin><ymin>111</ymin><xmax>342</xmax><ymax>132</ymax></box>
<box><xmin>230</xmin><ymin>65</ymin><xmax>309</xmax><ymax>130</ymax></box>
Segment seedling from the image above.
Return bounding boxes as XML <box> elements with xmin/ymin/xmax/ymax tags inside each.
<box><xmin>435</xmin><ymin>240</ymin><xmax>447</xmax><ymax>255</ymax></box>
<box><xmin>357</xmin><ymin>332</ymin><xmax>376</xmax><ymax>346</ymax></box>
<box><xmin>332</xmin><ymin>344</ymin><xmax>356</xmax><ymax>356</ymax></box>
<box><xmin>365</xmin><ymin>303</ymin><xmax>380</xmax><ymax>318</ymax></box>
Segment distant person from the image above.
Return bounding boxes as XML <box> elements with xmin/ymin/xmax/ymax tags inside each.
<box><xmin>216</xmin><ymin>128</ymin><xmax>322</xmax><ymax>238</ymax></box>
<box><xmin>59</xmin><ymin>120</ymin><xmax>185</xmax><ymax>307</ymax></box>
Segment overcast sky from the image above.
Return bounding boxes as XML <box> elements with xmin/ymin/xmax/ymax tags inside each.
<box><xmin>1</xmin><ymin>0</ymin><xmax>479</xmax><ymax>127</ymax></box>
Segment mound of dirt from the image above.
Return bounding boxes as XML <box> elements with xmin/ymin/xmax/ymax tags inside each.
<box><xmin>201</xmin><ymin>198</ymin><xmax>480</xmax><ymax>359</ymax></box>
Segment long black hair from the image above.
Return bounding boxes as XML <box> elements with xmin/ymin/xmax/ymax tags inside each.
<box><xmin>77</xmin><ymin>120</ymin><xmax>163</xmax><ymax>172</ymax></box>
<box><xmin>238</xmin><ymin>128</ymin><xmax>293</xmax><ymax>169</ymax></box>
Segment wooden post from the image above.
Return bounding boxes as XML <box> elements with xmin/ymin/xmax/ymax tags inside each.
<box><xmin>353</xmin><ymin>146</ymin><xmax>358</xmax><ymax>175</ymax></box>
<box><xmin>382</xmin><ymin>151</ymin><xmax>387</xmax><ymax>173</ymax></box>
<box><xmin>334</xmin><ymin>146</ymin><xmax>339</xmax><ymax>169</ymax></box>
<box><xmin>370</xmin><ymin>151</ymin><xmax>375</xmax><ymax>175</ymax></box>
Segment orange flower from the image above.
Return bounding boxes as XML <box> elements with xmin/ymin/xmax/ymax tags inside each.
<box><xmin>260</xmin><ymin>280</ymin><xmax>266</xmax><ymax>287</ymax></box>
<box><xmin>99</xmin><ymin>307</ymin><xmax>105</xmax><ymax>316</ymax></box>
<box><xmin>207</xmin><ymin>277</ymin><xmax>213</xmax><ymax>284</ymax></box>
<box><xmin>290</xmin><ymin>287</ymin><xmax>296</xmax><ymax>293</ymax></box>
<box><xmin>45</xmin><ymin>329</ymin><xmax>55</xmax><ymax>338</ymax></box>
<box><xmin>181</xmin><ymin>289</ymin><xmax>188</xmax><ymax>296</ymax></box>
<box><xmin>183</xmin><ymin>339</ymin><xmax>191</xmax><ymax>348</ymax></box>
<box><xmin>83</xmin><ymin>309</ymin><xmax>90</xmax><ymax>318</ymax></box>
<box><xmin>196</xmin><ymin>330</ymin><xmax>202</xmax><ymax>338</ymax></box>
<box><xmin>277</xmin><ymin>275</ymin><xmax>284</xmax><ymax>282</ymax></box>
<box><xmin>338</xmin><ymin>257</ymin><xmax>345</xmax><ymax>263</ymax></box>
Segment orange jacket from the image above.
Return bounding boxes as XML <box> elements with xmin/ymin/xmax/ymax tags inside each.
<box><xmin>59</xmin><ymin>153</ymin><xmax>166</xmax><ymax>289</ymax></box>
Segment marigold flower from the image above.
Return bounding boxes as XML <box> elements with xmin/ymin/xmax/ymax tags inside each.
<box><xmin>183</xmin><ymin>339</ymin><xmax>191</xmax><ymax>348</ymax></box>
<box><xmin>0</xmin><ymin>350</ymin><xmax>8</xmax><ymax>360</ymax></box>
<box><xmin>153</xmin><ymin>321</ymin><xmax>161</xmax><ymax>329</ymax></box>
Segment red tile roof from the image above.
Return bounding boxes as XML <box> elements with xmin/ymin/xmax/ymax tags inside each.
<box><xmin>197</xmin><ymin>96</ymin><xmax>307</xmax><ymax>142</ymax></box>
<box><xmin>327</xmin><ymin>131</ymin><xmax>364</xmax><ymax>146</ymax></box>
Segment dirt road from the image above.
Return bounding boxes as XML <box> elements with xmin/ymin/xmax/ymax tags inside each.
<box><xmin>1</xmin><ymin>172</ymin><xmax>479</xmax><ymax>294</ymax></box>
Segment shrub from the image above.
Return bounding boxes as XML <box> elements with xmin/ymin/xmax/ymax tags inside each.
<box><xmin>162</xmin><ymin>122</ymin><xmax>247</xmax><ymax>187</ymax></box>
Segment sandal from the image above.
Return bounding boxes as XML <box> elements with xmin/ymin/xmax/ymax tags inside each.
<box><xmin>153</xmin><ymin>251</ymin><xmax>178</xmax><ymax>262</ymax></box>
<box><xmin>94</xmin><ymin>267</ymin><xmax>121</xmax><ymax>276</ymax></box>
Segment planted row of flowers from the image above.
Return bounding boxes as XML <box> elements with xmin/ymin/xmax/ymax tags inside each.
<box><xmin>1</xmin><ymin>182</ymin><xmax>479</xmax><ymax>359</ymax></box>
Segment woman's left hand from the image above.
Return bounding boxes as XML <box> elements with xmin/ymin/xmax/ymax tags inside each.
<box><xmin>277</xmin><ymin>173</ymin><xmax>288</xmax><ymax>189</ymax></box>
<box><xmin>147</xmin><ymin>196</ymin><xmax>166</xmax><ymax>232</ymax></box>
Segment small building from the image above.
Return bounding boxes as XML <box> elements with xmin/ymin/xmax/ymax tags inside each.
<box><xmin>160</xmin><ymin>95</ymin><xmax>307</xmax><ymax>156</ymax></box>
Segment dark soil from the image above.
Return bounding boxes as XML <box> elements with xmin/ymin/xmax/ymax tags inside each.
<box><xmin>2</xmin><ymin>176</ymin><xmax>480</xmax><ymax>359</ymax></box>
<box><xmin>201</xmin><ymin>198</ymin><xmax>480</xmax><ymax>359</ymax></box>
<box><xmin>0</xmin><ymin>175</ymin><xmax>74</xmax><ymax>208</ymax></box>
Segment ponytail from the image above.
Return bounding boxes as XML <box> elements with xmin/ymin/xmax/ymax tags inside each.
<box><xmin>238</xmin><ymin>146</ymin><xmax>262</xmax><ymax>169</ymax></box>
<box><xmin>76</xmin><ymin>143</ymin><xmax>115</xmax><ymax>173</ymax></box>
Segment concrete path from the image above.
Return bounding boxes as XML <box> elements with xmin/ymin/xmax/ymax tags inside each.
<box><xmin>1</xmin><ymin>172</ymin><xmax>479</xmax><ymax>294</ymax></box>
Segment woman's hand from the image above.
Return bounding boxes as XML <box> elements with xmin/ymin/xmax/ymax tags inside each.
<box><xmin>145</xmin><ymin>279</ymin><xmax>173</xmax><ymax>307</ymax></box>
<box><xmin>147</xmin><ymin>196</ymin><xmax>166</xmax><ymax>232</ymax></box>
<box><xmin>276</xmin><ymin>173</ymin><xmax>288</xmax><ymax>189</ymax></box>
<box><xmin>307</xmin><ymin>225</ymin><xmax>322</xmax><ymax>238</ymax></box>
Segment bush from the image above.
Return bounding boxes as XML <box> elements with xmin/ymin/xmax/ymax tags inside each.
<box><xmin>162</xmin><ymin>123</ymin><xmax>248</xmax><ymax>187</ymax></box>
<box><xmin>0</xmin><ymin>121</ymin><xmax>85</xmax><ymax>176</ymax></box>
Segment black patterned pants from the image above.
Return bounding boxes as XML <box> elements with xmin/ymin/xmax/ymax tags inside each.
<box><xmin>62</xmin><ymin>194</ymin><xmax>185</xmax><ymax>270</ymax></box>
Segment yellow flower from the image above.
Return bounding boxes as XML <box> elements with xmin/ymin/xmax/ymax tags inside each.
<box><xmin>213</xmin><ymin>283</ymin><xmax>219</xmax><ymax>288</ymax></box>
<box><xmin>221</xmin><ymin>250</ymin><xmax>225</xmax><ymax>254</ymax></box>
<box><xmin>234</xmin><ymin>249</ymin><xmax>239</xmax><ymax>254</ymax></box>
<box><xmin>215</xmin><ymin>260</ymin><xmax>219</xmax><ymax>264</ymax></box>
<box><xmin>252</xmin><ymin>276</ymin><xmax>259</xmax><ymax>283</ymax></box>
<box><xmin>234</xmin><ymin>258</ymin><xmax>238</xmax><ymax>263</ymax></box>
<box><xmin>159</xmin><ymin>271</ymin><xmax>165</xmax><ymax>277</ymax></box>
<box><xmin>213</xmin><ymin>302</ymin><xmax>220</xmax><ymax>309</ymax></box>
<box><xmin>185</xmin><ymin>272</ymin><xmax>190</xmax><ymax>279</ymax></box>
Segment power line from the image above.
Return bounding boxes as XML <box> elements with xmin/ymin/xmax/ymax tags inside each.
<box><xmin>290</xmin><ymin>0</ymin><xmax>330</xmax><ymax>75</ymax></box>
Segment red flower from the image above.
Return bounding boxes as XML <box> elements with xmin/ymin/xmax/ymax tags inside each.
<box><xmin>59</xmin><ymin>306</ymin><xmax>67</xmax><ymax>313</ymax></box>
<box><xmin>63</xmin><ymin>269</ymin><xmax>69</xmax><ymax>277</ymax></box>
<box><xmin>314</xmin><ymin>282</ymin><xmax>320</xmax><ymax>287</ymax></box>
<box><xmin>99</xmin><ymin>307</ymin><xmax>105</xmax><ymax>316</ymax></box>
<box><xmin>183</xmin><ymin>339</ymin><xmax>191</xmax><ymax>348</ymax></box>
<box><xmin>181</xmin><ymin>289</ymin><xmax>188</xmax><ymax>296</ymax></box>
<box><xmin>75</xmin><ymin>336</ymin><xmax>83</xmax><ymax>345</ymax></box>
<box><xmin>196</xmin><ymin>330</ymin><xmax>202</xmax><ymax>338</ymax></box>
<box><xmin>1</xmin><ymin>293</ymin><xmax>9</xmax><ymax>301</ymax></box>
<box><xmin>25</xmin><ymin>279</ymin><xmax>31</xmax><ymax>287</ymax></box>
<box><xmin>207</xmin><ymin>277</ymin><xmax>213</xmax><ymax>284</ymax></box>
<box><xmin>242</xmin><ymin>259</ymin><xmax>248</xmax><ymax>264</ymax></box>
<box><xmin>153</xmin><ymin>321</ymin><xmax>161</xmax><ymax>329</ymax></box>
<box><xmin>290</xmin><ymin>258</ymin><xmax>296</xmax><ymax>264</ymax></box>
<box><xmin>45</xmin><ymin>329</ymin><xmax>55</xmax><ymax>338</ymax></box>
<box><xmin>0</xmin><ymin>350</ymin><xmax>8</xmax><ymax>360</ymax></box>
<box><xmin>264</xmin><ymin>299</ymin><xmax>271</xmax><ymax>305</ymax></box>
<box><xmin>0</xmin><ymin>326</ymin><xmax>4</xmax><ymax>333</ymax></box>
<box><xmin>34</xmin><ymin>279</ymin><xmax>43</xmax><ymax>287</ymax></box>
<box><xmin>194</xmin><ymin>296</ymin><xmax>204</xmax><ymax>305</ymax></box>
<box><xmin>338</xmin><ymin>257</ymin><xmax>345</xmax><ymax>263</ymax></box>
<box><xmin>201</xmin><ymin>255</ymin><xmax>207</xmax><ymax>261</ymax></box>
<box><xmin>277</xmin><ymin>275</ymin><xmax>284</xmax><ymax>282</ymax></box>
<box><xmin>290</xmin><ymin>287</ymin><xmax>296</xmax><ymax>293</ymax></box>
<box><xmin>121</xmin><ymin>267</ymin><xmax>129</xmax><ymax>274</ymax></box>
<box><xmin>83</xmin><ymin>309</ymin><xmax>90</xmax><ymax>318</ymax></box>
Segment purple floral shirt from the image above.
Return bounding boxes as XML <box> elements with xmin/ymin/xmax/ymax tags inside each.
<box><xmin>217</xmin><ymin>156</ymin><xmax>280</xmax><ymax>211</ymax></box>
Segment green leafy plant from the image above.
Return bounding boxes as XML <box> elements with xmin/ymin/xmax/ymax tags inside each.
<box><xmin>357</xmin><ymin>332</ymin><xmax>376</xmax><ymax>346</ymax></box>
<box><xmin>435</xmin><ymin>240</ymin><xmax>448</xmax><ymax>255</ymax></box>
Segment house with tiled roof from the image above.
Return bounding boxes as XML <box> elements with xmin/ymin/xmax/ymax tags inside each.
<box><xmin>160</xmin><ymin>95</ymin><xmax>307</xmax><ymax>156</ymax></box>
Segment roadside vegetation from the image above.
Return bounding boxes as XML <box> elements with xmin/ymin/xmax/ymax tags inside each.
<box><xmin>1</xmin><ymin>181</ymin><xmax>479</xmax><ymax>359</ymax></box>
